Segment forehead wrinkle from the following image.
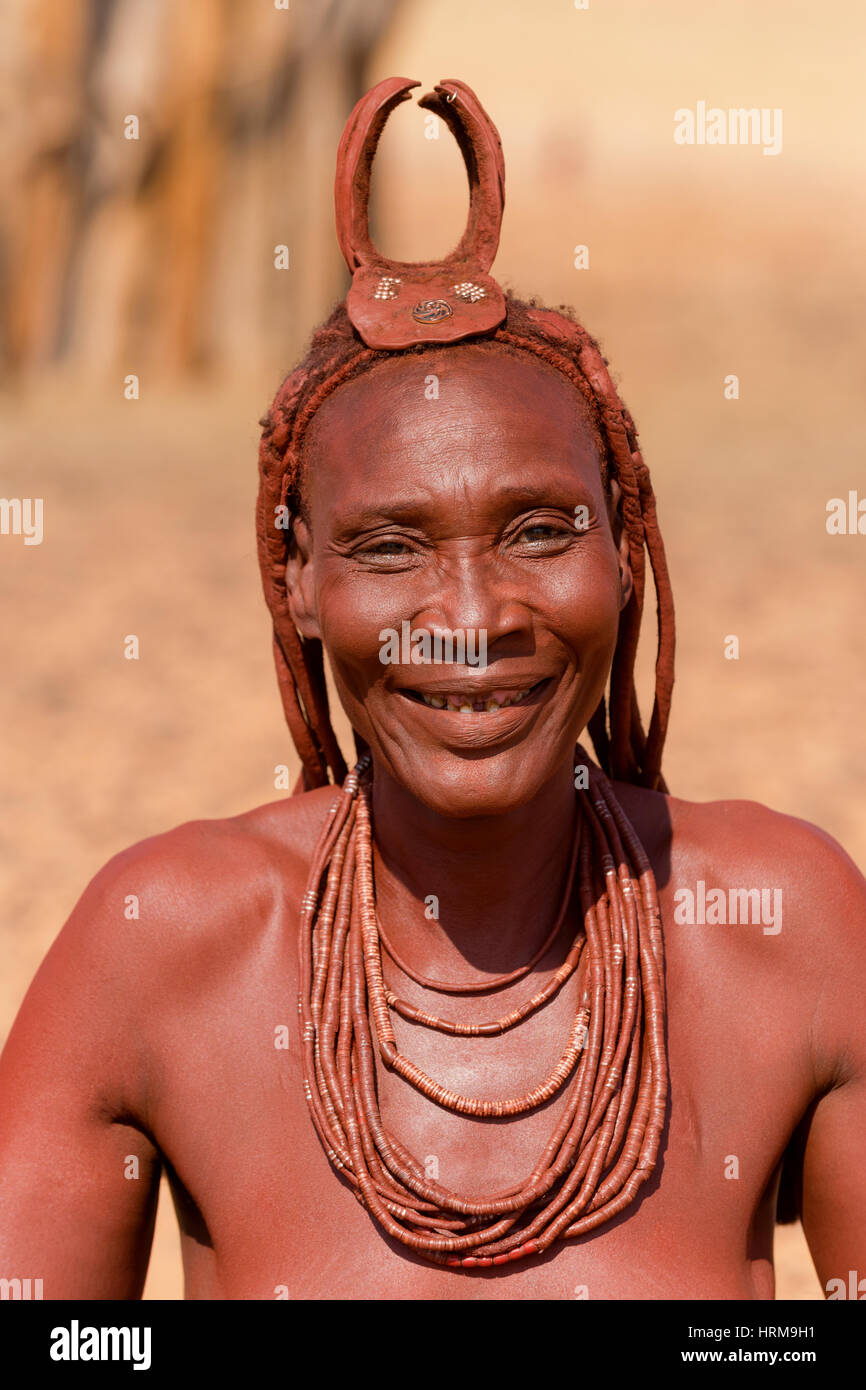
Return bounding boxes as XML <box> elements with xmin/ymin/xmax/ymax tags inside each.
<box><xmin>302</xmin><ymin>345</ymin><xmax>607</xmax><ymax>524</ymax></box>
<box><xmin>310</xmin><ymin>345</ymin><xmax>596</xmax><ymax>450</ymax></box>
<box><xmin>318</xmin><ymin>395</ymin><xmax>591</xmax><ymax>478</ymax></box>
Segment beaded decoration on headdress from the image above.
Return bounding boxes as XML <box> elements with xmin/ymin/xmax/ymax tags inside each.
<box><xmin>258</xmin><ymin>77</ymin><xmax>674</xmax><ymax>1269</ymax></box>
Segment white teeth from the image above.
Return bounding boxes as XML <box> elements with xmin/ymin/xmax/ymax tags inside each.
<box><xmin>459</xmin><ymin>703</ymin><xmax>473</xmax><ymax>713</ymax></box>
<box><xmin>486</xmin><ymin>700</ymin><xmax>501</xmax><ymax>713</ymax></box>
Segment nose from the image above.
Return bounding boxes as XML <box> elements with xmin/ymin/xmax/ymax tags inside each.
<box><xmin>411</xmin><ymin>551</ymin><xmax>532</xmax><ymax>652</ymax></box>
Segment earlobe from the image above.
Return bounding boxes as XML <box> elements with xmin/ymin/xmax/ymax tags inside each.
<box><xmin>285</xmin><ymin>518</ymin><xmax>321</xmax><ymax>640</ymax></box>
<box><xmin>607</xmin><ymin>480</ymin><xmax>634</xmax><ymax>612</ymax></box>
<box><xmin>618</xmin><ymin>539</ymin><xmax>634</xmax><ymax>612</ymax></box>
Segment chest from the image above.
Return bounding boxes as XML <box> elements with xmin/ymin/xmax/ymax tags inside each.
<box><xmin>150</xmin><ymin>923</ymin><xmax>804</xmax><ymax>1299</ymax></box>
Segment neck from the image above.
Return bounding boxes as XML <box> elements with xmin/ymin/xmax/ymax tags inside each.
<box><xmin>369</xmin><ymin>759</ymin><xmax>578</xmax><ymax>977</ymax></box>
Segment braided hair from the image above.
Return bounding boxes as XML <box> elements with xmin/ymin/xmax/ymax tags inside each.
<box><xmin>257</xmin><ymin>292</ymin><xmax>675</xmax><ymax>794</ymax></box>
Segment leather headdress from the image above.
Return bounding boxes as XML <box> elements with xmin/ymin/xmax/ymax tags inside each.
<box><xmin>331</xmin><ymin>76</ymin><xmax>619</xmax><ymax>364</ymax></box>
<box><xmin>336</xmin><ymin>76</ymin><xmax>507</xmax><ymax>349</ymax></box>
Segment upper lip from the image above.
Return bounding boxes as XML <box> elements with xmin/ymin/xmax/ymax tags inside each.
<box><xmin>392</xmin><ymin>674</ymin><xmax>551</xmax><ymax>698</ymax></box>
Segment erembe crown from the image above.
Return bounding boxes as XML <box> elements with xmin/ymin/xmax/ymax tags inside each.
<box><xmin>335</xmin><ymin>77</ymin><xmax>507</xmax><ymax>350</ymax></box>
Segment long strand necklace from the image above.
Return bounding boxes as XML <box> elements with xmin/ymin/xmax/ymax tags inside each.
<box><xmin>297</xmin><ymin>748</ymin><xmax>667</xmax><ymax>1268</ymax></box>
<box><xmin>380</xmin><ymin>820</ymin><xmax>583</xmax><ymax>1036</ymax></box>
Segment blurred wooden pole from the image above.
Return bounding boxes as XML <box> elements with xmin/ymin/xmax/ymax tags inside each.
<box><xmin>1</xmin><ymin>0</ymin><xmax>89</xmax><ymax>370</ymax></box>
<box><xmin>0</xmin><ymin>0</ymin><xmax>398</xmax><ymax>383</ymax></box>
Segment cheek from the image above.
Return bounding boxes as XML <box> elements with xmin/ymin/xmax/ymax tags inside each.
<box><xmin>314</xmin><ymin>570</ymin><xmax>410</xmax><ymax>696</ymax></box>
<box><xmin>539</xmin><ymin>545</ymin><xmax>624</xmax><ymax>659</ymax></box>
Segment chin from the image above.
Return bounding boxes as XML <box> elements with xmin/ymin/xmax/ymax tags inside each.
<box><xmin>340</xmin><ymin>670</ymin><xmax>593</xmax><ymax>818</ymax></box>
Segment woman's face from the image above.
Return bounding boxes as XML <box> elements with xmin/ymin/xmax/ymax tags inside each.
<box><xmin>288</xmin><ymin>345</ymin><xmax>630</xmax><ymax>818</ymax></box>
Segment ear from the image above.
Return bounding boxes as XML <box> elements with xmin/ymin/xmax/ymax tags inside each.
<box><xmin>285</xmin><ymin>517</ymin><xmax>322</xmax><ymax>640</ymax></box>
<box><xmin>607</xmin><ymin>479</ymin><xmax>634</xmax><ymax>612</ymax></box>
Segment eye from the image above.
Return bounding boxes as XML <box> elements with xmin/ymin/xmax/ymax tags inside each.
<box><xmin>352</xmin><ymin>534</ymin><xmax>424</xmax><ymax>567</ymax></box>
<box><xmin>521</xmin><ymin>523</ymin><xmax>565</xmax><ymax>542</ymax></box>
<box><xmin>366</xmin><ymin>539</ymin><xmax>412</xmax><ymax>555</ymax></box>
<box><xmin>511</xmin><ymin>519</ymin><xmax>575</xmax><ymax>551</ymax></box>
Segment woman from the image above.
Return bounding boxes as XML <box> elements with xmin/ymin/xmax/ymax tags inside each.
<box><xmin>1</xmin><ymin>78</ymin><xmax>864</xmax><ymax>1300</ymax></box>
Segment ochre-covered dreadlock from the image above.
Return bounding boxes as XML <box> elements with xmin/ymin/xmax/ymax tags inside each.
<box><xmin>257</xmin><ymin>291</ymin><xmax>675</xmax><ymax>794</ymax></box>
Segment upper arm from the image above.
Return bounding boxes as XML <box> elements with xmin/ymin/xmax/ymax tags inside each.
<box><xmin>781</xmin><ymin>826</ymin><xmax>866</xmax><ymax>1295</ymax></box>
<box><xmin>0</xmin><ymin>844</ymin><xmax>164</xmax><ymax>1299</ymax></box>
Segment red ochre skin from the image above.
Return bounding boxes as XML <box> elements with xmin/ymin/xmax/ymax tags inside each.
<box><xmin>2</xmin><ymin>349</ymin><xmax>866</xmax><ymax>1301</ymax></box>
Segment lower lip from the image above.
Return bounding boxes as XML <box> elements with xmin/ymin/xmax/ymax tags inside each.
<box><xmin>394</xmin><ymin>679</ymin><xmax>553</xmax><ymax>749</ymax></box>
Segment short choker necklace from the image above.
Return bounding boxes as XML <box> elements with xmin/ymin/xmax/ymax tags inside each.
<box><xmin>296</xmin><ymin>749</ymin><xmax>667</xmax><ymax>1269</ymax></box>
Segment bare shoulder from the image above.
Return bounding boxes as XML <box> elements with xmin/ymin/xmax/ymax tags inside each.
<box><xmin>0</xmin><ymin>786</ymin><xmax>340</xmax><ymax>1168</ymax></box>
<box><xmin>616</xmin><ymin>779</ymin><xmax>866</xmax><ymax>931</ymax></box>
<box><xmin>7</xmin><ymin>787</ymin><xmax>336</xmax><ymax>1060</ymax></box>
<box><xmin>77</xmin><ymin>785</ymin><xmax>338</xmax><ymax>965</ymax></box>
<box><xmin>1</xmin><ymin>787</ymin><xmax>337</xmax><ymax>1122</ymax></box>
<box><xmin>616</xmin><ymin>779</ymin><xmax>866</xmax><ymax>1078</ymax></box>
<box><xmin>669</xmin><ymin>790</ymin><xmax>865</xmax><ymax>939</ymax></box>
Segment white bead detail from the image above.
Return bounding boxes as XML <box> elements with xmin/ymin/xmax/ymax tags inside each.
<box><xmin>373</xmin><ymin>275</ymin><xmax>402</xmax><ymax>301</ymax></box>
<box><xmin>452</xmin><ymin>281</ymin><xmax>486</xmax><ymax>302</ymax></box>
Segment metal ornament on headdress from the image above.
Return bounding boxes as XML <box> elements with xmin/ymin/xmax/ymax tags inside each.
<box><xmin>335</xmin><ymin>77</ymin><xmax>507</xmax><ymax>350</ymax></box>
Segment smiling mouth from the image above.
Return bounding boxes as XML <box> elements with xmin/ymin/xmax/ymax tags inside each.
<box><xmin>398</xmin><ymin>677</ymin><xmax>550</xmax><ymax>714</ymax></box>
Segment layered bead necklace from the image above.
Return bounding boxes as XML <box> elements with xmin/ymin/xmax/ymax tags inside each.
<box><xmin>297</xmin><ymin>748</ymin><xmax>667</xmax><ymax>1268</ymax></box>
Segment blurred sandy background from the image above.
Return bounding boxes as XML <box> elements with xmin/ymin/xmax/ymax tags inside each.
<box><xmin>2</xmin><ymin>0</ymin><xmax>864</xmax><ymax>1300</ymax></box>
